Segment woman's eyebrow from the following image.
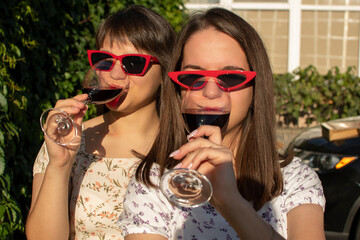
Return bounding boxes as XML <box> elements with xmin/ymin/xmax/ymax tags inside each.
<box><xmin>182</xmin><ymin>64</ymin><xmax>246</xmax><ymax>71</ymax></box>
<box><xmin>222</xmin><ymin>66</ymin><xmax>246</xmax><ymax>71</ymax></box>
<box><xmin>181</xmin><ymin>64</ymin><xmax>203</xmax><ymax>70</ymax></box>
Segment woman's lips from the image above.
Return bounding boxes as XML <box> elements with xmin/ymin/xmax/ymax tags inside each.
<box><xmin>106</xmin><ymin>85</ymin><xmax>128</xmax><ymax>108</ymax></box>
<box><xmin>106</xmin><ymin>96</ymin><xmax>121</xmax><ymax>108</ymax></box>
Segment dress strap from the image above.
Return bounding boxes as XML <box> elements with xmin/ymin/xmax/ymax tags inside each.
<box><xmin>79</xmin><ymin>123</ymin><xmax>86</xmax><ymax>153</ymax></box>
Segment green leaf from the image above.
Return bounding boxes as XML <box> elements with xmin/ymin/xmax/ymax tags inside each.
<box><xmin>0</xmin><ymin>93</ymin><xmax>8</xmax><ymax>112</ymax></box>
<box><xmin>0</xmin><ymin>150</ymin><xmax>4</xmax><ymax>175</ymax></box>
<box><xmin>0</xmin><ymin>131</ymin><xmax>4</xmax><ymax>145</ymax></box>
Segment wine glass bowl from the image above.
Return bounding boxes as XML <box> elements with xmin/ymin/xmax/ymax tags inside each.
<box><xmin>160</xmin><ymin>78</ymin><xmax>231</xmax><ymax>207</ymax></box>
<box><xmin>160</xmin><ymin>168</ymin><xmax>213</xmax><ymax>207</ymax></box>
<box><xmin>40</xmin><ymin>59</ymin><xmax>129</xmax><ymax>146</ymax></box>
<box><xmin>40</xmin><ymin>108</ymin><xmax>78</xmax><ymax>146</ymax></box>
<box><xmin>81</xmin><ymin>58</ymin><xmax>129</xmax><ymax>104</ymax></box>
<box><xmin>181</xmin><ymin>78</ymin><xmax>231</xmax><ymax>133</ymax></box>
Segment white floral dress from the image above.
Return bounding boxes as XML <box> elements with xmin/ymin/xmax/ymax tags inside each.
<box><xmin>33</xmin><ymin>136</ymin><xmax>140</xmax><ymax>240</ymax></box>
<box><xmin>118</xmin><ymin>157</ymin><xmax>325</xmax><ymax>239</ymax></box>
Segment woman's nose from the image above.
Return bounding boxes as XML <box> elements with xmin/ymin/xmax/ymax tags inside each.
<box><xmin>202</xmin><ymin>78</ymin><xmax>223</xmax><ymax>99</ymax></box>
<box><xmin>110</xmin><ymin>60</ymin><xmax>127</xmax><ymax>80</ymax></box>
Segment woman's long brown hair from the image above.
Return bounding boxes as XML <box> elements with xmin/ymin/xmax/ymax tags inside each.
<box><xmin>138</xmin><ymin>7</ymin><xmax>293</xmax><ymax>210</ymax></box>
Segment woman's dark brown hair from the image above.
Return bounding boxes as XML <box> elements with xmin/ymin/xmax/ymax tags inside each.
<box><xmin>95</xmin><ymin>5</ymin><xmax>174</xmax><ymax>80</ymax></box>
<box><xmin>138</xmin><ymin>7</ymin><xmax>293</xmax><ymax>210</ymax></box>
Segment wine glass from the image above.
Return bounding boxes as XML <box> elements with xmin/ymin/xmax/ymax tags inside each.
<box><xmin>160</xmin><ymin>78</ymin><xmax>231</xmax><ymax>207</ymax></box>
<box><xmin>40</xmin><ymin>59</ymin><xmax>129</xmax><ymax>146</ymax></box>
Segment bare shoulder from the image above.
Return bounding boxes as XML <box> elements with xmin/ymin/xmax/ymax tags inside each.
<box><xmin>82</xmin><ymin>114</ymin><xmax>109</xmax><ymax>154</ymax></box>
<box><xmin>83</xmin><ymin>114</ymin><xmax>106</xmax><ymax>130</ymax></box>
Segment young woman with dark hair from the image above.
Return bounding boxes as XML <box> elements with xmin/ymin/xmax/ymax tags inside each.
<box><xmin>118</xmin><ymin>7</ymin><xmax>325</xmax><ymax>240</ymax></box>
<box><xmin>26</xmin><ymin>5</ymin><xmax>177</xmax><ymax>240</ymax></box>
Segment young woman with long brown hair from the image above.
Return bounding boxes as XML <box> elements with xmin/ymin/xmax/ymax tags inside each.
<box><xmin>118</xmin><ymin>7</ymin><xmax>325</xmax><ymax>240</ymax></box>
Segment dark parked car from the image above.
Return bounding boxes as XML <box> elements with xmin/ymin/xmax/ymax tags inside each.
<box><xmin>286</xmin><ymin>116</ymin><xmax>360</xmax><ymax>240</ymax></box>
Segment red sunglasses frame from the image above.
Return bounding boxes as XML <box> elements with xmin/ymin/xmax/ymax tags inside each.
<box><xmin>168</xmin><ymin>70</ymin><xmax>256</xmax><ymax>91</ymax></box>
<box><xmin>87</xmin><ymin>50</ymin><xmax>159</xmax><ymax>76</ymax></box>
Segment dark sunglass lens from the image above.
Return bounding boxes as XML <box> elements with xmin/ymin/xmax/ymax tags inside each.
<box><xmin>93</xmin><ymin>59</ymin><xmax>114</xmax><ymax>71</ymax></box>
<box><xmin>122</xmin><ymin>56</ymin><xmax>146</xmax><ymax>74</ymax></box>
<box><xmin>218</xmin><ymin>73</ymin><xmax>247</xmax><ymax>88</ymax></box>
<box><xmin>178</xmin><ymin>74</ymin><xmax>203</xmax><ymax>87</ymax></box>
<box><xmin>91</xmin><ymin>52</ymin><xmax>112</xmax><ymax>65</ymax></box>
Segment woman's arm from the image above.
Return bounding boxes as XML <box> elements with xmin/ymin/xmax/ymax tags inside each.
<box><xmin>214</xmin><ymin>191</ymin><xmax>324</xmax><ymax>240</ymax></box>
<box><xmin>26</xmin><ymin>164</ymin><xmax>72</xmax><ymax>240</ymax></box>
<box><xmin>26</xmin><ymin>94</ymin><xmax>88</xmax><ymax>240</ymax></box>
<box><xmin>287</xmin><ymin>204</ymin><xmax>325</xmax><ymax>239</ymax></box>
<box><xmin>125</xmin><ymin>233</ymin><xmax>167</xmax><ymax>240</ymax></box>
<box><xmin>171</xmin><ymin>125</ymin><xmax>325</xmax><ymax>240</ymax></box>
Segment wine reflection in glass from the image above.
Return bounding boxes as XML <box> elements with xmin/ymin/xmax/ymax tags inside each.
<box><xmin>160</xmin><ymin>78</ymin><xmax>231</xmax><ymax>207</ymax></box>
<box><xmin>40</xmin><ymin>59</ymin><xmax>129</xmax><ymax>146</ymax></box>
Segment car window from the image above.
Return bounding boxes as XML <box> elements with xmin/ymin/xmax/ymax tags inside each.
<box><xmin>298</xmin><ymin>137</ymin><xmax>360</xmax><ymax>155</ymax></box>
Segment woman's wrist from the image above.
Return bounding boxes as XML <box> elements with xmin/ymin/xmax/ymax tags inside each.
<box><xmin>47</xmin><ymin>159</ymin><xmax>73</xmax><ymax>177</ymax></box>
<box><xmin>212</xmin><ymin>189</ymin><xmax>250</xmax><ymax>217</ymax></box>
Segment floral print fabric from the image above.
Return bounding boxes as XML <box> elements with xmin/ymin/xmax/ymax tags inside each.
<box><xmin>33</xmin><ymin>137</ymin><xmax>140</xmax><ymax>240</ymax></box>
<box><xmin>118</xmin><ymin>157</ymin><xmax>325</xmax><ymax>239</ymax></box>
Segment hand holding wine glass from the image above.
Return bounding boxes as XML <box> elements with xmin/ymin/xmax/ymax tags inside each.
<box><xmin>160</xmin><ymin>77</ymin><xmax>231</xmax><ymax>207</ymax></box>
<box><xmin>40</xmin><ymin>59</ymin><xmax>129</xmax><ymax>146</ymax></box>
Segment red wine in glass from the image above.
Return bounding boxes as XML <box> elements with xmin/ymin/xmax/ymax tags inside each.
<box><xmin>182</xmin><ymin>109</ymin><xmax>230</xmax><ymax>133</ymax></box>
<box><xmin>160</xmin><ymin>78</ymin><xmax>231</xmax><ymax>207</ymax></box>
<box><xmin>81</xmin><ymin>88</ymin><xmax>125</xmax><ymax>104</ymax></box>
<box><xmin>40</xmin><ymin>59</ymin><xmax>128</xmax><ymax>146</ymax></box>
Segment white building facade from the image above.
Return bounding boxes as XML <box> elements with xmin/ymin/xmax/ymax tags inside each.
<box><xmin>185</xmin><ymin>0</ymin><xmax>360</xmax><ymax>75</ymax></box>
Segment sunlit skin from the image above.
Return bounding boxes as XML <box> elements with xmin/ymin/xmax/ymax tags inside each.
<box><xmin>101</xmin><ymin>35</ymin><xmax>162</xmax><ymax>115</ymax></box>
<box><xmin>180</xmin><ymin>28</ymin><xmax>253</xmax><ymax>147</ymax></box>
<box><xmin>83</xmin><ymin>35</ymin><xmax>162</xmax><ymax>157</ymax></box>
<box><xmin>167</xmin><ymin>28</ymin><xmax>252</xmax><ymax>203</ymax></box>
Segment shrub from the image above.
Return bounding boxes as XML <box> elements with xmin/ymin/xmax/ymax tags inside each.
<box><xmin>274</xmin><ymin>65</ymin><xmax>360</xmax><ymax>127</ymax></box>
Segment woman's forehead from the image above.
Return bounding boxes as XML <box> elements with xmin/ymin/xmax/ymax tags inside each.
<box><xmin>181</xmin><ymin>29</ymin><xmax>249</xmax><ymax>71</ymax></box>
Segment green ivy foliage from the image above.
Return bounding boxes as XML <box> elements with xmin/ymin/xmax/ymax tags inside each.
<box><xmin>0</xmin><ymin>0</ymin><xmax>185</xmax><ymax>239</ymax></box>
<box><xmin>274</xmin><ymin>65</ymin><xmax>360</xmax><ymax>126</ymax></box>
